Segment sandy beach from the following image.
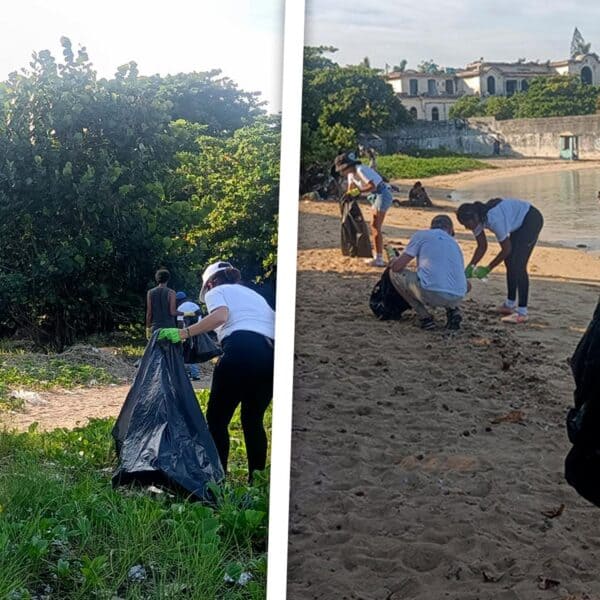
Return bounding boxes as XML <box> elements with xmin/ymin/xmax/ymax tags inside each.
<box><xmin>287</xmin><ymin>162</ymin><xmax>600</xmax><ymax>600</ymax></box>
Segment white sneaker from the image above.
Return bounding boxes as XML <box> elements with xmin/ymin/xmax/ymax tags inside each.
<box><xmin>365</xmin><ymin>257</ymin><xmax>386</xmax><ymax>267</ymax></box>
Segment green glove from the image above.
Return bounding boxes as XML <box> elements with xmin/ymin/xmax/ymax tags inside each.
<box><xmin>464</xmin><ymin>264</ymin><xmax>474</xmax><ymax>279</ymax></box>
<box><xmin>473</xmin><ymin>265</ymin><xmax>491</xmax><ymax>279</ymax></box>
<box><xmin>157</xmin><ymin>328</ymin><xmax>182</xmax><ymax>344</ymax></box>
<box><xmin>347</xmin><ymin>188</ymin><xmax>360</xmax><ymax>197</ymax></box>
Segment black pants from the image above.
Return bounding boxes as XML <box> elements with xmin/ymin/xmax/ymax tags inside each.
<box><xmin>206</xmin><ymin>331</ymin><xmax>274</xmax><ymax>479</ymax></box>
<box><xmin>504</xmin><ymin>206</ymin><xmax>543</xmax><ymax>308</ymax></box>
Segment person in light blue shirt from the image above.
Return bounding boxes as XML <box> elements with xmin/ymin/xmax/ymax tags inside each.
<box><xmin>389</xmin><ymin>214</ymin><xmax>468</xmax><ymax>330</ymax></box>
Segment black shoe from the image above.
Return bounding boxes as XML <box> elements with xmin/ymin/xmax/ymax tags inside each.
<box><xmin>419</xmin><ymin>316</ymin><xmax>436</xmax><ymax>330</ymax></box>
<box><xmin>445</xmin><ymin>308</ymin><xmax>462</xmax><ymax>330</ymax></box>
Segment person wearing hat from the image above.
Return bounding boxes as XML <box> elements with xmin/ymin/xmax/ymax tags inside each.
<box><xmin>389</xmin><ymin>214</ymin><xmax>468</xmax><ymax>330</ymax></box>
<box><xmin>335</xmin><ymin>151</ymin><xmax>393</xmax><ymax>267</ymax></box>
<box><xmin>175</xmin><ymin>291</ymin><xmax>202</xmax><ymax>381</ymax></box>
<box><xmin>158</xmin><ymin>261</ymin><xmax>275</xmax><ymax>481</ymax></box>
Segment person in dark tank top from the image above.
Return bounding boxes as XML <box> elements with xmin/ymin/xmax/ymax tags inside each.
<box><xmin>145</xmin><ymin>268</ymin><xmax>178</xmax><ymax>337</ymax></box>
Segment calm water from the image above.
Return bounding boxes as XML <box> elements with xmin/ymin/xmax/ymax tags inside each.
<box><xmin>451</xmin><ymin>168</ymin><xmax>600</xmax><ymax>251</ymax></box>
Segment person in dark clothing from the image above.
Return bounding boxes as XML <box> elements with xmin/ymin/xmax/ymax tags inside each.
<box><xmin>457</xmin><ymin>198</ymin><xmax>544</xmax><ymax>324</ymax></box>
<box><xmin>158</xmin><ymin>261</ymin><xmax>275</xmax><ymax>481</ymax></box>
<box><xmin>408</xmin><ymin>181</ymin><xmax>433</xmax><ymax>207</ymax></box>
<box><xmin>145</xmin><ymin>268</ymin><xmax>178</xmax><ymax>338</ymax></box>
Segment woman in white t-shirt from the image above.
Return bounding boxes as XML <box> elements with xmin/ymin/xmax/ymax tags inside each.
<box><xmin>160</xmin><ymin>261</ymin><xmax>275</xmax><ymax>481</ymax></box>
<box><xmin>457</xmin><ymin>198</ymin><xmax>543</xmax><ymax>324</ymax></box>
<box><xmin>335</xmin><ymin>151</ymin><xmax>393</xmax><ymax>267</ymax></box>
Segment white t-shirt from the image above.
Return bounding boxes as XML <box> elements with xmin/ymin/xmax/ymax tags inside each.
<box><xmin>177</xmin><ymin>300</ymin><xmax>201</xmax><ymax>323</ymax></box>
<box><xmin>205</xmin><ymin>284</ymin><xmax>275</xmax><ymax>342</ymax></box>
<box><xmin>474</xmin><ymin>198</ymin><xmax>531</xmax><ymax>242</ymax></box>
<box><xmin>404</xmin><ymin>229</ymin><xmax>468</xmax><ymax>297</ymax></box>
<box><xmin>348</xmin><ymin>164</ymin><xmax>383</xmax><ymax>190</ymax></box>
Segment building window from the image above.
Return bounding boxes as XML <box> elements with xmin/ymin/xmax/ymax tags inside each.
<box><xmin>581</xmin><ymin>66</ymin><xmax>592</xmax><ymax>84</ymax></box>
<box><xmin>506</xmin><ymin>80</ymin><xmax>517</xmax><ymax>96</ymax></box>
<box><xmin>427</xmin><ymin>79</ymin><xmax>437</xmax><ymax>95</ymax></box>
<box><xmin>409</xmin><ymin>79</ymin><xmax>418</xmax><ymax>95</ymax></box>
<box><xmin>431</xmin><ymin>107</ymin><xmax>440</xmax><ymax>121</ymax></box>
<box><xmin>521</xmin><ymin>79</ymin><xmax>529</xmax><ymax>91</ymax></box>
<box><xmin>409</xmin><ymin>107</ymin><xmax>418</xmax><ymax>119</ymax></box>
<box><xmin>487</xmin><ymin>76</ymin><xmax>496</xmax><ymax>95</ymax></box>
<box><xmin>445</xmin><ymin>79</ymin><xmax>454</xmax><ymax>95</ymax></box>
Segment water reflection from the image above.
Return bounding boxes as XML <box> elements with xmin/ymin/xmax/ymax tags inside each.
<box><xmin>452</xmin><ymin>168</ymin><xmax>600</xmax><ymax>250</ymax></box>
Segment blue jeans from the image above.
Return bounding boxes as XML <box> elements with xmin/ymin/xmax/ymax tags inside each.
<box><xmin>186</xmin><ymin>363</ymin><xmax>200</xmax><ymax>379</ymax></box>
<box><xmin>367</xmin><ymin>184</ymin><xmax>393</xmax><ymax>212</ymax></box>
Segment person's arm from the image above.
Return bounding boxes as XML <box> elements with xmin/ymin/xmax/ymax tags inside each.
<box><xmin>390</xmin><ymin>253</ymin><xmax>414</xmax><ymax>273</ymax></box>
<box><xmin>146</xmin><ymin>291</ymin><xmax>152</xmax><ymax>328</ymax></box>
<box><xmin>168</xmin><ymin>290</ymin><xmax>178</xmax><ymax>316</ymax></box>
<box><xmin>487</xmin><ymin>237</ymin><xmax>511</xmax><ymax>271</ymax></box>
<box><xmin>179</xmin><ymin>307</ymin><xmax>228</xmax><ymax>339</ymax></box>
<box><xmin>468</xmin><ymin>230</ymin><xmax>488</xmax><ymax>266</ymax></box>
<box><xmin>356</xmin><ymin>170</ymin><xmax>376</xmax><ymax>194</ymax></box>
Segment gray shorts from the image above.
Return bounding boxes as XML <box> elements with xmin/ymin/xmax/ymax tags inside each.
<box><xmin>367</xmin><ymin>185</ymin><xmax>393</xmax><ymax>213</ymax></box>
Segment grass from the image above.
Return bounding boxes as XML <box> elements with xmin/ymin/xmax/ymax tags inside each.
<box><xmin>377</xmin><ymin>152</ymin><xmax>494</xmax><ymax>180</ymax></box>
<box><xmin>0</xmin><ymin>390</ymin><xmax>270</xmax><ymax>599</ymax></box>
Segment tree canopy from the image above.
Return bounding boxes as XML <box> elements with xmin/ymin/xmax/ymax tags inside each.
<box><xmin>0</xmin><ymin>38</ymin><xmax>278</xmax><ymax>348</ymax></box>
<box><xmin>301</xmin><ymin>46</ymin><xmax>410</xmax><ymax>171</ymax></box>
<box><xmin>449</xmin><ymin>75</ymin><xmax>600</xmax><ymax>120</ymax></box>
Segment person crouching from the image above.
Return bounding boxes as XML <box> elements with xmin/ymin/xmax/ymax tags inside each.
<box><xmin>389</xmin><ymin>214</ymin><xmax>468</xmax><ymax>330</ymax></box>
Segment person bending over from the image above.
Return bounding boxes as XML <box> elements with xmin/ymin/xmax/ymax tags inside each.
<box><xmin>389</xmin><ymin>215</ymin><xmax>468</xmax><ymax>330</ymax></box>
<box><xmin>335</xmin><ymin>151</ymin><xmax>393</xmax><ymax>268</ymax></box>
<box><xmin>159</xmin><ymin>261</ymin><xmax>275</xmax><ymax>481</ymax></box>
<box><xmin>457</xmin><ymin>198</ymin><xmax>543</xmax><ymax>324</ymax></box>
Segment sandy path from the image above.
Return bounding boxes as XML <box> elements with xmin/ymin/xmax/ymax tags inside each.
<box><xmin>287</xmin><ymin>191</ymin><xmax>600</xmax><ymax>599</ymax></box>
<box><xmin>2</xmin><ymin>370</ymin><xmax>213</xmax><ymax>432</ymax></box>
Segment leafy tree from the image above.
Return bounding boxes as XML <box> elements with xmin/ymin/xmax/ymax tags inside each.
<box><xmin>484</xmin><ymin>96</ymin><xmax>516</xmax><ymax>120</ymax></box>
<box><xmin>393</xmin><ymin>59</ymin><xmax>408</xmax><ymax>72</ymax></box>
<box><xmin>361</xmin><ymin>57</ymin><xmax>371</xmax><ymax>69</ymax></box>
<box><xmin>176</xmin><ymin>117</ymin><xmax>280</xmax><ymax>280</ymax></box>
<box><xmin>449</xmin><ymin>95</ymin><xmax>486</xmax><ymax>119</ymax></box>
<box><xmin>0</xmin><ymin>38</ymin><xmax>276</xmax><ymax>348</ymax></box>
<box><xmin>417</xmin><ymin>60</ymin><xmax>441</xmax><ymax>74</ymax></box>
<box><xmin>301</xmin><ymin>47</ymin><xmax>410</xmax><ymax>173</ymax></box>
<box><xmin>571</xmin><ymin>27</ymin><xmax>591</xmax><ymax>57</ymax></box>
<box><xmin>512</xmin><ymin>75</ymin><xmax>599</xmax><ymax>118</ymax></box>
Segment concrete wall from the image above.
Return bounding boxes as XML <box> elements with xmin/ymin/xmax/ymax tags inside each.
<box><xmin>359</xmin><ymin>114</ymin><xmax>600</xmax><ymax>158</ymax></box>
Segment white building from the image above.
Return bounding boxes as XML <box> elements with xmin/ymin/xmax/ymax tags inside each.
<box><xmin>385</xmin><ymin>53</ymin><xmax>600</xmax><ymax>121</ymax></box>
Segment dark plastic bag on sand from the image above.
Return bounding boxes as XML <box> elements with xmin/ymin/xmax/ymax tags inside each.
<box><xmin>112</xmin><ymin>333</ymin><xmax>224</xmax><ymax>500</ymax></box>
<box><xmin>564</xmin><ymin>297</ymin><xmax>600</xmax><ymax>506</ymax></box>
<box><xmin>340</xmin><ymin>196</ymin><xmax>373</xmax><ymax>258</ymax></box>
<box><xmin>369</xmin><ymin>268</ymin><xmax>411</xmax><ymax>320</ymax></box>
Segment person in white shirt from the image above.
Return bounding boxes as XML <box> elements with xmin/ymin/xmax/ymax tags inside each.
<box><xmin>457</xmin><ymin>198</ymin><xmax>544</xmax><ymax>324</ymax></box>
<box><xmin>173</xmin><ymin>261</ymin><xmax>275</xmax><ymax>481</ymax></box>
<box><xmin>175</xmin><ymin>291</ymin><xmax>202</xmax><ymax>381</ymax></box>
<box><xmin>389</xmin><ymin>214</ymin><xmax>468</xmax><ymax>330</ymax></box>
<box><xmin>335</xmin><ymin>151</ymin><xmax>393</xmax><ymax>267</ymax></box>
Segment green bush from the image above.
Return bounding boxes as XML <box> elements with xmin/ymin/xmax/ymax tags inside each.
<box><xmin>377</xmin><ymin>154</ymin><xmax>493</xmax><ymax>180</ymax></box>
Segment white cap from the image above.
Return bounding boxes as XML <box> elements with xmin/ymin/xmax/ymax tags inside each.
<box><xmin>199</xmin><ymin>261</ymin><xmax>235</xmax><ymax>303</ymax></box>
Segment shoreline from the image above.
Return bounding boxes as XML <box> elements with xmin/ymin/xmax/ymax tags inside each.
<box><xmin>390</xmin><ymin>156</ymin><xmax>600</xmax><ymax>191</ymax></box>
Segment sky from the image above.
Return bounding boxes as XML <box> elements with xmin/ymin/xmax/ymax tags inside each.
<box><xmin>304</xmin><ymin>0</ymin><xmax>600</xmax><ymax>71</ymax></box>
<box><xmin>0</xmin><ymin>0</ymin><xmax>284</xmax><ymax>112</ymax></box>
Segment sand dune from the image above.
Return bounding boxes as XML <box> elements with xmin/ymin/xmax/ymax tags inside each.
<box><xmin>287</xmin><ymin>189</ymin><xmax>600</xmax><ymax>599</ymax></box>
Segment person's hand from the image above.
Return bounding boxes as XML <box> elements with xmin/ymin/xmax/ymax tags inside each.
<box><xmin>157</xmin><ymin>328</ymin><xmax>183</xmax><ymax>344</ymax></box>
<box><xmin>473</xmin><ymin>265</ymin><xmax>491</xmax><ymax>279</ymax></box>
<box><xmin>347</xmin><ymin>188</ymin><xmax>360</xmax><ymax>197</ymax></box>
<box><xmin>145</xmin><ymin>327</ymin><xmax>152</xmax><ymax>340</ymax></box>
<box><xmin>464</xmin><ymin>264</ymin><xmax>474</xmax><ymax>279</ymax></box>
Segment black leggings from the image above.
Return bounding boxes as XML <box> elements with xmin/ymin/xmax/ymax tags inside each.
<box><xmin>504</xmin><ymin>206</ymin><xmax>544</xmax><ymax>307</ymax></box>
<box><xmin>206</xmin><ymin>331</ymin><xmax>274</xmax><ymax>479</ymax></box>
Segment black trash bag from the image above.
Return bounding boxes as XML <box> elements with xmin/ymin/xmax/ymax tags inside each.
<box><xmin>340</xmin><ymin>195</ymin><xmax>373</xmax><ymax>258</ymax></box>
<box><xmin>112</xmin><ymin>332</ymin><xmax>224</xmax><ymax>500</ymax></box>
<box><xmin>181</xmin><ymin>316</ymin><xmax>222</xmax><ymax>364</ymax></box>
<box><xmin>564</xmin><ymin>297</ymin><xmax>600</xmax><ymax>506</ymax></box>
<box><xmin>369</xmin><ymin>268</ymin><xmax>411</xmax><ymax>320</ymax></box>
